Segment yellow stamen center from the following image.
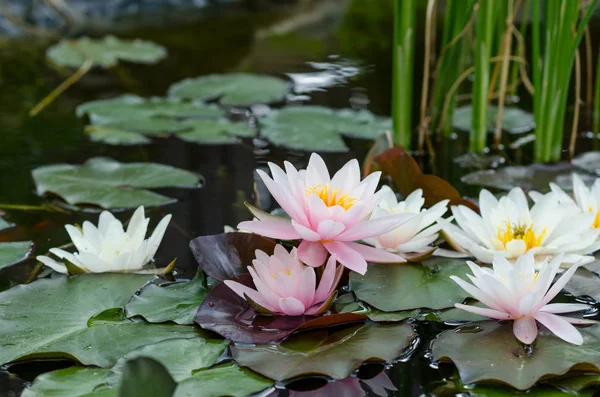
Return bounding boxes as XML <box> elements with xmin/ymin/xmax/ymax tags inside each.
<box><xmin>305</xmin><ymin>184</ymin><xmax>357</xmax><ymax>211</ymax></box>
<box><xmin>589</xmin><ymin>207</ymin><xmax>600</xmax><ymax>229</ymax></box>
<box><xmin>497</xmin><ymin>221</ymin><xmax>546</xmax><ymax>251</ymax></box>
<box><xmin>272</xmin><ymin>268</ymin><xmax>291</xmax><ymax>279</ymax></box>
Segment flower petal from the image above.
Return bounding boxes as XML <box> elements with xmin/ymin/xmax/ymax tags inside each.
<box><xmin>297</xmin><ymin>240</ymin><xmax>328</xmax><ymax>267</ymax></box>
<box><xmin>36</xmin><ymin>255</ymin><xmax>68</xmax><ymax>274</ymax></box>
<box><xmin>345</xmin><ymin>242</ymin><xmax>406</xmax><ymax>263</ymax></box>
<box><xmin>314</xmin><ymin>255</ymin><xmax>338</xmax><ymax>303</ymax></box>
<box><xmin>278</xmin><ymin>296</ymin><xmax>306</xmax><ymax>316</ymax></box>
<box><xmin>337</xmin><ymin>213</ymin><xmax>415</xmax><ymax>241</ymax></box>
<box><xmin>513</xmin><ymin>317</ymin><xmax>538</xmax><ymax>344</ymax></box>
<box><xmin>323</xmin><ymin>241</ymin><xmax>368</xmax><ymax>275</ymax></box>
<box><xmin>454</xmin><ymin>303</ymin><xmax>512</xmax><ymax>320</ymax></box>
<box><xmin>534</xmin><ymin>312</ymin><xmax>584</xmax><ymax>345</ymax></box>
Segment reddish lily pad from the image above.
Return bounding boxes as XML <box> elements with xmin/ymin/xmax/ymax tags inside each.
<box><xmin>189</xmin><ymin>233</ymin><xmax>276</xmax><ymax>281</ymax></box>
<box><xmin>194</xmin><ymin>274</ymin><xmax>366</xmax><ymax>343</ymax></box>
<box><xmin>432</xmin><ymin>321</ymin><xmax>600</xmax><ymax>390</ymax></box>
<box><xmin>375</xmin><ymin>147</ymin><xmax>478</xmax><ymax>211</ymax></box>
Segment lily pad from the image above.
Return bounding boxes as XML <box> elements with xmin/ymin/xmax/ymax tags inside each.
<box><xmin>46</xmin><ymin>36</ymin><xmax>167</xmax><ymax>68</ymax></box>
<box><xmin>189</xmin><ymin>232</ymin><xmax>276</xmax><ymax>281</ymax></box>
<box><xmin>350</xmin><ymin>258</ymin><xmax>472</xmax><ymax>312</ymax></box>
<box><xmin>194</xmin><ymin>274</ymin><xmax>366</xmax><ymax>343</ymax></box>
<box><xmin>461</xmin><ymin>162</ymin><xmax>593</xmax><ymax>192</ymax></box>
<box><xmin>0</xmin><ymin>273</ymin><xmax>199</xmax><ymax>367</ymax></box>
<box><xmin>173</xmin><ymin>363</ymin><xmax>274</xmax><ymax>397</ymax></box>
<box><xmin>452</xmin><ymin>105</ymin><xmax>535</xmax><ymax>134</ymax></box>
<box><xmin>32</xmin><ymin>157</ymin><xmax>201</xmax><ymax>209</ymax></box>
<box><xmin>432</xmin><ymin>321</ymin><xmax>600</xmax><ymax>390</ymax></box>
<box><xmin>547</xmin><ymin>373</ymin><xmax>600</xmax><ymax>393</ymax></box>
<box><xmin>0</xmin><ymin>241</ymin><xmax>33</xmax><ymax>269</ymax></box>
<box><xmin>168</xmin><ymin>73</ymin><xmax>289</xmax><ymax>106</ymax></box>
<box><xmin>563</xmin><ymin>268</ymin><xmax>600</xmax><ymax>301</ymax></box>
<box><xmin>125</xmin><ymin>271</ymin><xmax>209</xmax><ymax>325</ymax></box>
<box><xmin>21</xmin><ymin>367</ymin><xmax>114</xmax><ymax>397</ymax></box>
<box><xmin>0</xmin><ymin>216</ymin><xmax>14</xmax><ymax>231</ymax></box>
<box><xmin>259</xmin><ymin>106</ymin><xmax>391</xmax><ymax>152</ymax></box>
<box><xmin>231</xmin><ymin>321</ymin><xmax>415</xmax><ymax>381</ymax></box>
<box><xmin>573</xmin><ymin>152</ymin><xmax>600</xmax><ymax>176</ymax></box>
<box><xmin>117</xmin><ymin>357</ymin><xmax>176</xmax><ymax>397</ymax></box>
<box><xmin>467</xmin><ymin>384</ymin><xmax>595</xmax><ymax>397</ymax></box>
<box><xmin>177</xmin><ymin>119</ymin><xmax>255</xmax><ymax>144</ymax></box>
<box><xmin>94</xmin><ymin>118</ymin><xmax>190</xmax><ymax>135</ymax></box>
<box><xmin>86</xmin><ymin>126</ymin><xmax>151</xmax><ymax>146</ymax></box>
<box><xmin>77</xmin><ymin>95</ymin><xmax>224</xmax><ymax>122</ymax></box>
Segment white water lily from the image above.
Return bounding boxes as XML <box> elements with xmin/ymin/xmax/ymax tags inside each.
<box><xmin>364</xmin><ymin>186</ymin><xmax>448</xmax><ymax>260</ymax></box>
<box><xmin>37</xmin><ymin>206</ymin><xmax>171</xmax><ymax>274</ymax></box>
<box><xmin>442</xmin><ymin>187</ymin><xmax>600</xmax><ymax>267</ymax></box>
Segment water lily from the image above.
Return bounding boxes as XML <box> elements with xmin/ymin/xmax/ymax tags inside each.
<box><xmin>238</xmin><ymin>153</ymin><xmax>414</xmax><ymax>274</ymax></box>
<box><xmin>442</xmin><ymin>187</ymin><xmax>600</xmax><ymax>267</ymax></box>
<box><xmin>451</xmin><ymin>253</ymin><xmax>595</xmax><ymax>345</ymax></box>
<box><xmin>37</xmin><ymin>206</ymin><xmax>171</xmax><ymax>274</ymax></box>
<box><xmin>364</xmin><ymin>186</ymin><xmax>448</xmax><ymax>261</ymax></box>
<box><xmin>224</xmin><ymin>245</ymin><xmax>342</xmax><ymax>316</ymax></box>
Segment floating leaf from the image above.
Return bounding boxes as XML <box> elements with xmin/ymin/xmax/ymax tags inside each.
<box><xmin>375</xmin><ymin>147</ymin><xmax>478</xmax><ymax>210</ymax></box>
<box><xmin>432</xmin><ymin>321</ymin><xmax>600</xmax><ymax>390</ymax></box>
<box><xmin>168</xmin><ymin>73</ymin><xmax>289</xmax><ymax>106</ymax></box>
<box><xmin>21</xmin><ymin>367</ymin><xmax>114</xmax><ymax>397</ymax></box>
<box><xmin>77</xmin><ymin>95</ymin><xmax>224</xmax><ymax>122</ymax></box>
<box><xmin>117</xmin><ymin>357</ymin><xmax>176</xmax><ymax>397</ymax></box>
<box><xmin>125</xmin><ymin>271</ymin><xmax>209</xmax><ymax>325</ymax></box>
<box><xmin>0</xmin><ymin>216</ymin><xmax>14</xmax><ymax>231</ymax></box>
<box><xmin>231</xmin><ymin>321</ymin><xmax>415</xmax><ymax>381</ymax></box>
<box><xmin>0</xmin><ymin>241</ymin><xmax>33</xmax><ymax>269</ymax></box>
<box><xmin>259</xmin><ymin>106</ymin><xmax>391</xmax><ymax>152</ymax></box>
<box><xmin>461</xmin><ymin>163</ymin><xmax>593</xmax><ymax>192</ymax></box>
<box><xmin>46</xmin><ymin>36</ymin><xmax>167</xmax><ymax>68</ymax></box>
<box><xmin>86</xmin><ymin>125</ymin><xmax>151</xmax><ymax>146</ymax></box>
<box><xmin>32</xmin><ymin>157</ymin><xmax>201</xmax><ymax>209</ymax></box>
<box><xmin>452</xmin><ymin>105</ymin><xmax>535</xmax><ymax>134</ymax></box>
<box><xmin>0</xmin><ymin>273</ymin><xmax>199</xmax><ymax>367</ymax></box>
<box><xmin>177</xmin><ymin>119</ymin><xmax>255</xmax><ymax>145</ymax></box>
<box><xmin>189</xmin><ymin>232</ymin><xmax>276</xmax><ymax>281</ymax></box>
<box><xmin>467</xmin><ymin>384</ymin><xmax>594</xmax><ymax>397</ymax></box>
<box><xmin>563</xmin><ymin>268</ymin><xmax>600</xmax><ymax>301</ymax></box>
<box><xmin>173</xmin><ymin>363</ymin><xmax>274</xmax><ymax>397</ymax></box>
<box><xmin>95</xmin><ymin>118</ymin><xmax>190</xmax><ymax>135</ymax></box>
<box><xmin>573</xmin><ymin>152</ymin><xmax>600</xmax><ymax>176</ymax></box>
<box><xmin>350</xmin><ymin>258</ymin><xmax>471</xmax><ymax>312</ymax></box>
<box><xmin>111</xmin><ymin>338</ymin><xmax>228</xmax><ymax>383</ymax></box>
<box><xmin>546</xmin><ymin>373</ymin><xmax>600</xmax><ymax>393</ymax></box>
<box><xmin>194</xmin><ymin>274</ymin><xmax>366</xmax><ymax>343</ymax></box>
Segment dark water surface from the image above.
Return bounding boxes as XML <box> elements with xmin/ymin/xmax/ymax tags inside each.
<box><xmin>1</xmin><ymin>1</ymin><xmax>600</xmax><ymax>396</ymax></box>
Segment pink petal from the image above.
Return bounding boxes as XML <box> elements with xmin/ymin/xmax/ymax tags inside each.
<box><xmin>534</xmin><ymin>312</ymin><xmax>584</xmax><ymax>345</ymax></box>
<box><xmin>336</xmin><ymin>213</ymin><xmax>415</xmax><ymax>241</ymax></box>
<box><xmin>238</xmin><ymin>219</ymin><xmax>300</xmax><ymax>240</ymax></box>
<box><xmin>306</xmin><ymin>194</ymin><xmax>331</xmax><ymax>229</ymax></box>
<box><xmin>538</xmin><ymin>263</ymin><xmax>580</xmax><ymax>308</ymax></box>
<box><xmin>316</xmin><ymin>220</ymin><xmax>345</xmax><ymax>240</ymax></box>
<box><xmin>314</xmin><ymin>255</ymin><xmax>337</xmax><ymax>303</ymax></box>
<box><xmin>278</xmin><ymin>296</ymin><xmax>306</xmax><ymax>316</ymax></box>
<box><xmin>540</xmin><ymin>303</ymin><xmax>590</xmax><ymax>314</ymax></box>
<box><xmin>257</xmin><ymin>169</ymin><xmax>309</xmax><ymax>225</ymax></box>
<box><xmin>513</xmin><ymin>317</ymin><xmax>538</xmax><ymax>344</ymax></box>
<box><xmin>291</xmin><ymin>220</ymin><xmax>322</xmax><ymax>241</ymax></box>
<box><xmin>346</xmin><ymin>242</ymin><xmax>405</xmax><ymax>263</ymax></box>
<box><xmin>224</xmin><ymin>280</ymin><xmax>276</xmax><ymax>312</ymax></box>
<box><xmin>297</xmin><ymin>268</ymin><xmax>317</xmax><ymax>307</ymax></box>
<box><xmin>450</xmin><ymin>276</ymin><xmax>506</xmax><ymax>312</ymax></box>
<box><xmin>324</xmin><ymin>241</ymin><xmax>368</xmax><ymax>275</ymax></box>
<box><xmin>454</xmin><ymin>303</ymin><xmax>513</xmax><ymax>320</ymax></box>
<box><xmin>298</xmin><ymin>240</ymin><xmax>328</xmax><ymax>267</ymax></box>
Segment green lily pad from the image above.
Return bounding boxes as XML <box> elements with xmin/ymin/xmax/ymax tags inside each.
<box><xmin>32</xmin><ymin>157</ymin><xmax>201</xmax><ymax>209</ymax></box>
<box><xmin>0</xmin><ymin>241</ymin><xmax>33</xmax><ymax>269</ymax></box>
<box><xmin>176</xmin><ymin>119</ymin><xmax>256</xmax><ymax>144</ymax></box>
<box><xmin>95</xmin><ymin>118</ymin><xmax>190</xmax><ymax>135</ymax></box>
<box><xmin>125</xmin><ymin>271</ymin><xmax>209</xmax><ymax>325</ymax></box>
<box><xmin>350</xmin><ymin>258</ymin><xmax>471</xmax><ymax>312</ymax></box>
<box><xmin>547</xmin><ymin>373</ymin><xmax>600</xmax><ymax>393</ymax></box>
<box><xmin>573</xmin><ymin>152</ymin><xmax>600</xmax><ymax>176</ymax></box>
<box><xmin>21</xmin><ymin>367</ymin><xmax>114</xmax><ymax>397</ymax></box>
<box><xmin>0</xmin><ymin>216</ymin><xmax>14</xmax><ymax>231</ymax></box>
<box><xmin>432</xmin><ymin>321</ymin><xmax>600</xmax><ymax>390</ymax></box>
<box><xmin>46</xmin><ymin>36</ymin><xmax>167</xmax><ymax>68</ymax></box>
<box><xmin>85</xmin><ymin>126</ymin><xmax>151</xmax><ymax>146</ymax></box>
<box><xmin>467</xmin><ymin>384</ymin><xmax>595</xmax><ymax>397</ymax></box>
<box><xmin>259</xmin><ymin>106</ymin><xmax>392</xmax><ymax>152</ymax></box>
<box><xmin>117</xmin><ymin>357</ymin><xmax>176</xmax><ymax>397</ymax></box>
<box><xmin>168</xmin><ymin>73</ymin><xmax>289</xmax><ymax>106</ymax></box>
<box><xmin>77</xmin><ymin>95</ymin><xmax>224</xmax><ymax>122</ymax></box>
<box><xmin>231</xmin><ymin>322</ymin><xmax>415</xmax><ymax>381</ymax></box>
<box><xmin>111</xmin><ymin>338</ymin><xmax>228</xmax><ymax>382</ymax></box>
<box><xmin>173</xmin><ymin>363</ymin><xmax>274</xmax><ymax>397</ymax></box>
<box><xmin>563</xmin><ymin>268</ymin><xmax>600</xmax><ymax>301</ymax></box>
<box><xmin>0</xmin><ymin>273</ymin><xmax>199</xmax><ymax>367</ymax></box>
<box><xmin>453</xmin><ymin>105</ymin><xmax>535</xmax><ymax>134</ymax></box>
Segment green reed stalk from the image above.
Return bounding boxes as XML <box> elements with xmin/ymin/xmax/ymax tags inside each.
<box><xmin>509</xmin><ymin>0</ymin><xmax>530</xmax><ymax>97</ymax></box>
<box><xmin>534</xmin><ymin>0</ymin><xmax>598</xmax><ymax>162</ymax></box>
<box><xmin>470</xmin><ymin>0</ymin><xmax>494</xmax><ymax>153</ymax></box>
<box><xmin>594</xmin><ymin>49</ymin><xmax>600</xmax><ymax>138</ymax></box>
<box><xmin>432</xmin><ymin>0</ymin><xmax>476</xmax><ymax>136</ymax></box>
<box><xmin>392</xmin><ymin>0</ymin><xmax>416</xmax><ymax>148</ymax></box>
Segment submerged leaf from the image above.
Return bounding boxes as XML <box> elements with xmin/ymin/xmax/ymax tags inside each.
<box><xmin>259</xmin><ymin>106</ymin><xmax>391</xmax><ymax>152</ymax></box>
<box><xmin>350</xmin><ymin>258</ymin><xmax>472</xmax><ymax>312</ymax></box>
<box><xmin>231</xmin><ymin>321</ymin><xmax>415</xmax><ymax>381</ymax></box>
<box><xmin>125</xmin><ymin>271</ymin><xmax>209</xmax><ymax>325</ymax></box>
<box><xmin>168</xmin><ymin>73</ymin><xmax>289</xmax><ymax>106</ymax></box>
<box><xmin>453</xmin><ymin>105</ymin><xmax>535</xmax><ymax>134</ymax></box>
<box><xmin>32</xmin><ymin>157</ymin><xmax>201</xmax><ymax>209</ymax></box>
<box><xmin>46</xmin><ymin>36</ymin><xmax>167</xmax><ymax>68</ymax></box>
<box><xmin>432</xmin><ymin>321</ymin><xmax>600</xmax><ymax>390</ymax></box>
<box><xmin>0</xmin><ymin>241</ymin><xmax>33</xmax><ymax>270</ymax></box>
<box><xmin>0</xmin><ymin>273</ymin><xmax>199</xmax><ymax>367</ymax></box>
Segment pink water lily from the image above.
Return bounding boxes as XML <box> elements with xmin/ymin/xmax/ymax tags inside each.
<box><xmin>238</xmin><ymin>153</ymin><xmax>414</xmax><ymax>274</ymax></box>
<box><xmin>451</xmin><ymin>252</ymin><xmax>595</xmax><ymax>345</ymax></box>
<box><xmin>224</xmin><ymin>245</ymin><xmax>343</xmax><ymax>316</ymax></box>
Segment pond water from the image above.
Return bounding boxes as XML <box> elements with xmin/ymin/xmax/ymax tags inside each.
<box><xmin>2</xmin><ymin>1</ymin><xmax>600</xmax><ymax>396</ymax></box>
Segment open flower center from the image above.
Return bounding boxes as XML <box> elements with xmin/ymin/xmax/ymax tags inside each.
<box><xmin>306</xmin><ymin>184</ymin><xmax>357</xmax><ymax>210</ymax></box>
<box><xmin>497</xmin><ymin>221</ymin><xmax>546</xmax><ymax>251</ymax></box>
<box><xmin>272</xmin><ymin>268</ymin><xmax>291</xmax><ymax>279</ymax></box>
